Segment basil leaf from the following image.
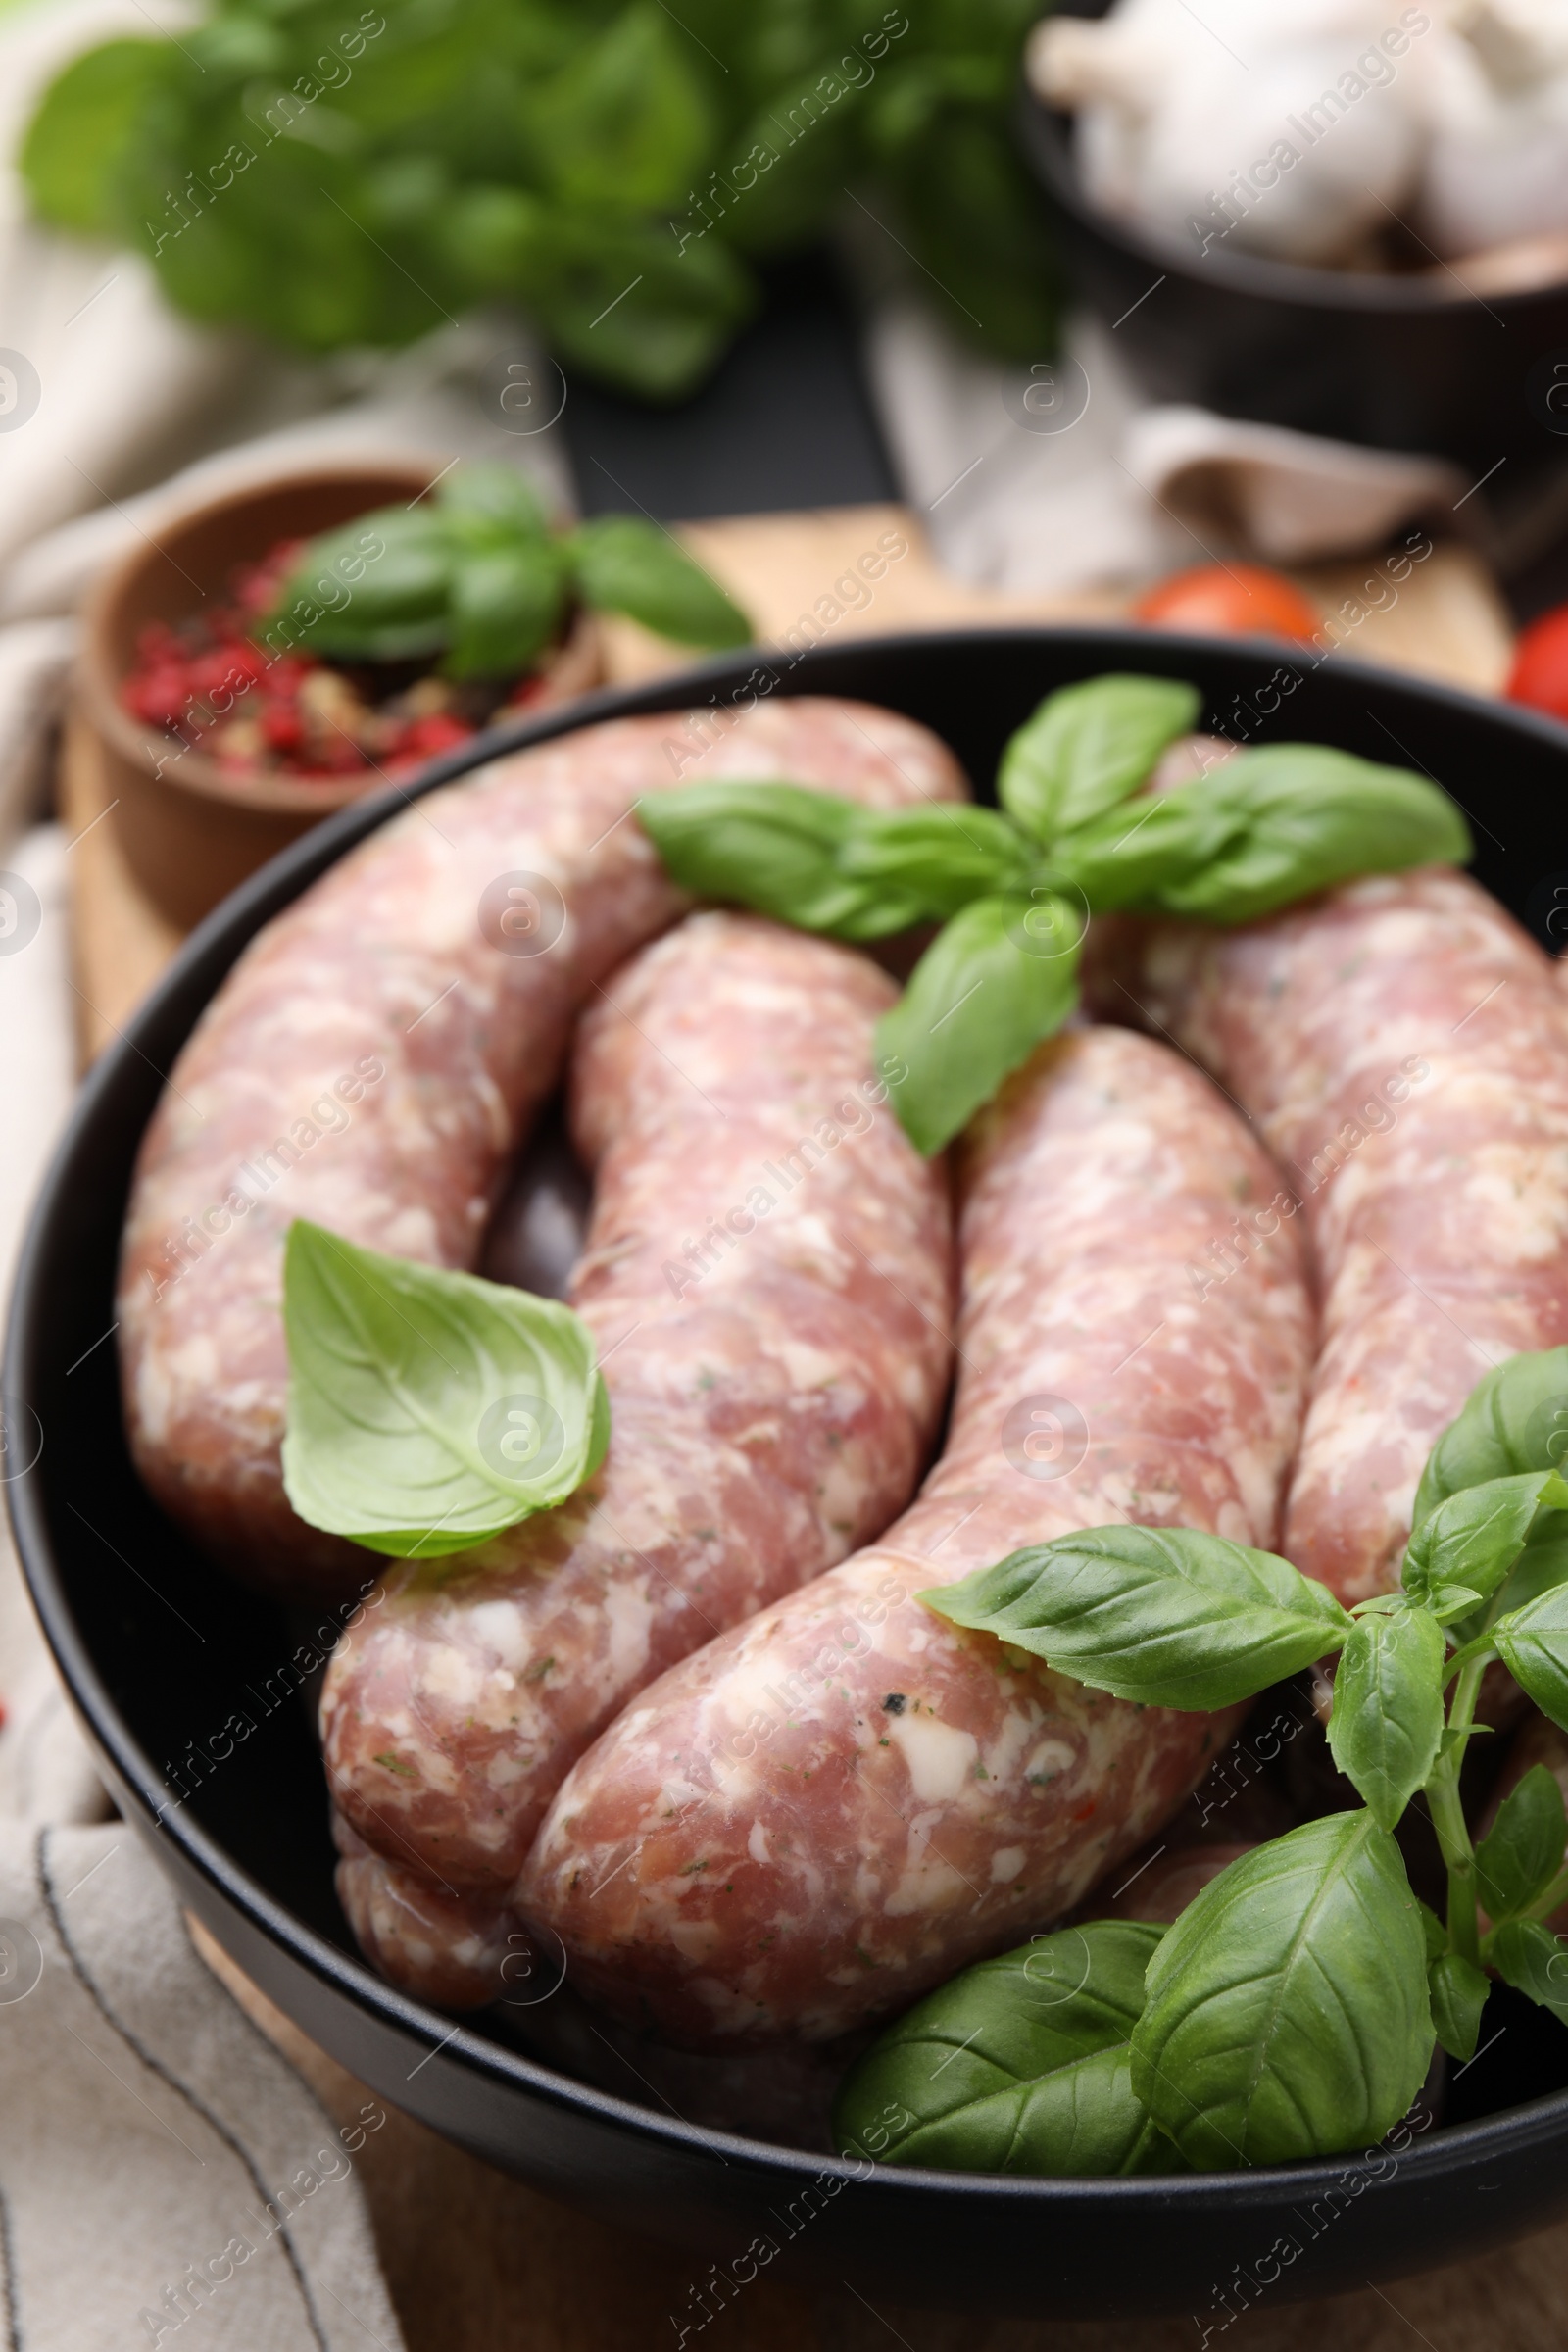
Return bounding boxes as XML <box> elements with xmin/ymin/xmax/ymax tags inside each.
<box><xmin>1148</xmin><ymin>746</ymin><xmax>1472</xmax><ymax>926</ymax></box>
<box><xmin>281</xmin><ymin>1219</ymin><xmax>609</xmax><ymax>1559</ymax></box>
<box><xmin>1429</xmin><ymin>1950</ymin><xmax>1490</xmax><ymax>2064</ymax></box>
<box><xmin>1413</xmin><ymin>1346</ymin><xmax>1568</xmax><ymax>1524</ymax></box>
<box><xmin>437</xmin><ymin>460</ymin><xmax>552</xmax><ymax>539</ymax></box>
<box><xmin>1492</xmin><ymin>1586</ymin><xmax>1568</xmax><ymax>1735</ymax></box>
<box><xmin>268</xmin><ymin>507</ymin><xmax>451</xmax><ymax>659</ymax></box>
<box><xmin>837</xmin><ymin>806</ymin><xmax>1033</xmax><ymax>919</ymax></box>
<box><xmin>528</xmin><ymin>6</ymin><xmax>712</xmax><ymax>215</ymax></box>
<box><xmin>1488</xmin><ymin>1916</ymin><xmax>1568</xmax><ymax>2026</ymax></box>
<box><xmin>924</xmin><ymin>1527</ymin><xmax>1351</xmax><ymax>1710</ymax></box>
<box><xmin>635</xmin><ymin>784</ymin><xmax>923</xmax><ymax>941</ymax></box>
<box><xmin>442</xmin><ymin>544</ymin><xmax>566</xmax><ymax>681</ymax></box>
<box><xmin>567</xmin><ymin>515</ymin><xmax>749</xmax><ymax>648</ymax></box>
<box><xmin>1049</xmin><ymin>787</ymin><xmax>1239</xmax><ymax>914</ymax></box>
<box><xmin>1418</xmin><ymin>1900</ymin><xmax>1448</xmax><ymax>1965</ymax></box>
<box><xmin>20</xmin><ymin>37</ymin><xmax>169</xmax><ymax>235</ymax></box>
<box><xmin>1131</xmin><ymin>1813</ymin><xmax>1432</xmax><ymax>2168</ymax></box>
<box><xmin>998</xmin><ymin>675</ymin><xmax>1200</xmax><ymax>843</ymax></box>
<box><xmin>1326</xmin><ymin>1606</ymin><xmax>1446</xmax><ymax>1832</ymax></box>
<box><xmin>874</xmin><ymin>895</ymin><xmax>1080</xmax><ymax>1157</ymax></box>
<box><xmin>1494</xmin><ymin>1528</ymin><xmax>1568</xmax><ymax>1619</ymax></box>
<box><xmin>1477</xmin><ymin>1764</ymin><xmax>1568</xmax><ymax>1924</ymax></box>
<box><xmin>1402</xmin><ymin>1471</ymin><xmax>1568</xmax><ymax>1606</ymax></box>
<box><xmin>833</xmin><ymin>1923</ymin><xmax>1179</xmax><ymax>2177</ymax></box>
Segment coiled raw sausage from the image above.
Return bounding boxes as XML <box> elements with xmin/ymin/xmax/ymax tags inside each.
<box><xmin>1099</xmin><ymin>869</ymin><xmax>1568</xmax><ymax>1602</ymax></box>
<box><xmin>117</xmin><ymin>700</ymin><xmax>964</xmax><ymax>1603</ymax></box>
<box><xmin>518</xmin><ymin>1025</ymin><xmax>1315</xmax><ymax>2045</ymax></box>
<box><xmin>322</xmin><ymin>910</ymin><xmax>954</xmax><ymax>1913</ymax></box>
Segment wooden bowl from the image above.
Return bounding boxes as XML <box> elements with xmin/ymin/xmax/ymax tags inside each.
<box><xmin>74</xmin><ymin>460</ymin><xmax>603</xmax><ymax>928</ymax></box>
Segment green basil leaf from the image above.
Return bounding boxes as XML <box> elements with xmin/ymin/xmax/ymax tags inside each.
<box><xmin>1148</xmin><ymin>746</ymin><xmax>1472</xmax><ymax>926</ymax></box>
<box><xmin>1492</xmin><ymin>1586</ymin><xmax>1568</xmax><ymax>1735</ymax></box>
<box><xmin>1403</xmin><ymin>1471</ymin><xmax>1568</xmax><ymax>1605</ymax></box>
<box><xmin>833</xmin><ymin>1922</ymin><xmax>1180</xmax><ymax>2177</ymax></box>
<box><xmin>1494</xmin><ymin>1529</ymin><xmax>1568</xmax><ymax>1619</ymax></box>
<box><xmin>528</xmin><ymin>5</ymin><xmax>714</xmax><ymax>216</ymax></box>
<box><xmin>1488</xmin><ymin>1916</ymin><xmax>1568</xmax><ymax>2026</ymax></box>
<box><xmin>635</xmin><ymin>784</ymin><xmax>922</xmax><ymax>941</ymax></box>
<box><xmin>1477</xmin><ymin>1764</ymin><xmax>1568</xmax><ymax>1924</ymax></box>
<box><xmin>1130</xmin><ymin>1813</ymin><xmax>1432</xmax><ymax>2168</ymax></box>
<box><xmin>567</xmin><ymin>515</ymin><xmax>749</xmax><ymax>648</ymax></box>
<box><xmin>1327</xmin><ymin>1606</ymin><xmax>1446</xmax><ymax>1831</ymax></box>
<box><xmin>442</xmin><ymin>544</ymin><xmax>566</xmax><ymax>681</ymax></box>
<box><xmin>924</xmin><ymin>1527</ymin><xmax>1351</xmax><ymax>1710</ymax></box>
<box><xmin>1429</xmin><ymin>1585</ymin><xmax>1487</xmax><ymax>1624</ymax></box>
<box><xmin>20</xmin><ymin>38</ymin><xmax>169</xmax><ymax>234</ymax></box>
<box><xmin>874</xmin><ymin>895</ymin><xmax>1080</xmax><ymax>1157</ymax></box>
<box><xmin>1048</xmin><ymin>787</ymin><xmax>1240</xmax><ymax>914</ymax></box>
<box><xmin>1428</xmin><ymin>1949</ymin><xmax>1490</xmax><ymax>2063</ymax></box>
<box><xmin>1417</xmin><ymin>1900</ymin><xmax>1448</xmax><ymax>1965</ymax></box>
<box><xmin>836</xmin><ymin>806</ymin><xmax>1034</xmax><ymax>919</ymax></box>
<box><xmin>281</xmin><ymin>1218</ymin><xmax>608</xmax><ymax>1559</ymax></box>
<box><xmin>520</xmin><ymin>209</ymin><xmax>755</xmax><ymax>403</ymax></box>
<box><xmin>267</xmin><ymin>507</ymin><xmax>452</xmax><ymax>658</ymax></box>
<box><xmin>436</xmin><ymin>461</ymin><xmax>552</xmax><ymax>539</ymax></box>
<box><xmin>1413</xmin><ymin>1347</ymin><xmax>1568</xmax><ymax>1524</ymax></box>
<box><xmin>998</xmin><ymin>675</ymin><xmax>1200</xmax><ymax>843</ymax></box>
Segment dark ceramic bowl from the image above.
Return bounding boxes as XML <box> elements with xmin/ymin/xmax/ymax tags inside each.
<box><xmin>10</xmin><ymin>630</ymin><xmax>1568</xmax><ymax>2320</ymax></box>
<box><xmin>1019</xmin><ymin>1</ymin><xmax>1568</xmax><ymax>470</ymax></box>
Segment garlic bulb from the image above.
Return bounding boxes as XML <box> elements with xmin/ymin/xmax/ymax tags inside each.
<box><xmin>1028</xmin><ymin>0</ymin><xmax>1568</xmax><ymax>270</ymax></box>
<box><xmin>1411</xmin><ymin>2</ymin><xmax>1568</xmax><ymax>257</ymax></box>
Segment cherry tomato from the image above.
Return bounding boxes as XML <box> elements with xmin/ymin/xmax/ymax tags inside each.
<box><xmin>1135</xmin><ymin>564</ymin><xmax>1321</xmax><ymax>642</ymax></box>
<box><xmin>1507</xmin><ymin>603</ymin><xmax>1568</xmax><ymax>722</ymax></box>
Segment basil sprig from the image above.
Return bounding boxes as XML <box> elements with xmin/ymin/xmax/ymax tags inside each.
<box><xmin>838</xmin><ymin>1347</ymin><xmax>1568</xmax><ymax>2176</ymax></box>
<box><xmin>281</xmin><ymin>1218</ymin><xmax>609</xmax><ymax>1558</ymax></box>
<box><xmin>267</xmin><ymin>461</ymin><xmax>749</xmax><ymax>680</ymax></box>
<box><xmin>638</xmin><ymin>670</ymin><xmax>1471</xmax><ymax>1155</ymax></box>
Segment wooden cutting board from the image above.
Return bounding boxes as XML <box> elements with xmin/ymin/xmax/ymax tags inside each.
<box><xmin>65</xmin><ymin>506</ymin><xmax>1548</xmax><ymax>2352</ymax></box>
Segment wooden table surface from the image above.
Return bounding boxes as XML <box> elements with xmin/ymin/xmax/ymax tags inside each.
<box><xmin>72</xmin><ymin>506</ymin><xmax>1558</xmax><ymax>2349</ymax></box>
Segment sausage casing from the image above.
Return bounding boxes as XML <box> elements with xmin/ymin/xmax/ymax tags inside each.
<box><xmin>322</xmin><ymin>912</ymin><xmax>954</xmax><ymax>1901</ymax></box>
<box><xmin>1102</xmin><ymin>869</ymin><xmax>1568</xmax><ymax>1601</ymax></box>
<box><xmin>519</xmin><ymin>1026</ymin><xmax>1315</xmax><ymax>2045</ymax></box>
<box><xmin>117</xmin><ymin>699</ymin><xmax>964</xmax><ymax>1600</ymax></box>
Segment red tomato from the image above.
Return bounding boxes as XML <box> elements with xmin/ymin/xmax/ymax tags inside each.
<box><xmin>1507</xmin><ymin>603</ymin><xmax>1568</xmax><ymax>722</ymax></box>
<box><xmin>1135</xmin><ymin>564</ymin><xmax>1321</xmax><ymax>642</ymax></box>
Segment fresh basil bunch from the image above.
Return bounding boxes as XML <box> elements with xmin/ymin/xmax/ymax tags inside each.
<box><xmin>835</xmin><ymin>1347</ymin><xmax>1568</xmax><ymax>2177</ymax></box>
<box><xmin>20</xmin><ymin>0</ymin><xmax>1055</xmax><ymax>399</ymax></box>
<box><xmin>267</xmin><ymin>463</ymin><xmax>748</xmax><ymax>680</ymax></box>
<box><xmin>638</xmin><ymin>672</ymin><xmax>1471</xmax><ymax>1155</ymax></box>
<box><xmin>281</xmin><ymin>1218</ymin><xmax>609</xmax><ymax>1557</ymax></box>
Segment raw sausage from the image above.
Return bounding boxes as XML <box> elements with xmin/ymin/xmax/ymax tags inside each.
<box><xmin>322</xmin><ymin>910</ymin><xmax>954</xmax><ymax>1912</ymax></box>
<box><xmin>1098</xmin><ymin>869</ymin><xmax>1568</xmax><ymax>1602</ymax></box>
<box><xmin>117</xmin><ymin>699</ymin><xmax>965</xmax><ymax>1603</ymax></box>
<box><xmin>518</xmin><ymin>1026</ymin><xmax>1316</xmax><ymax>2045</ymax></box>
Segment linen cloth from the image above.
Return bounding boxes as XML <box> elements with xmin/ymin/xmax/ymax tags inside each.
<box><xmin>0</xmin><ymin>5</ymin><xmax>1537</xmax><ymax>2344</ymax></box>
